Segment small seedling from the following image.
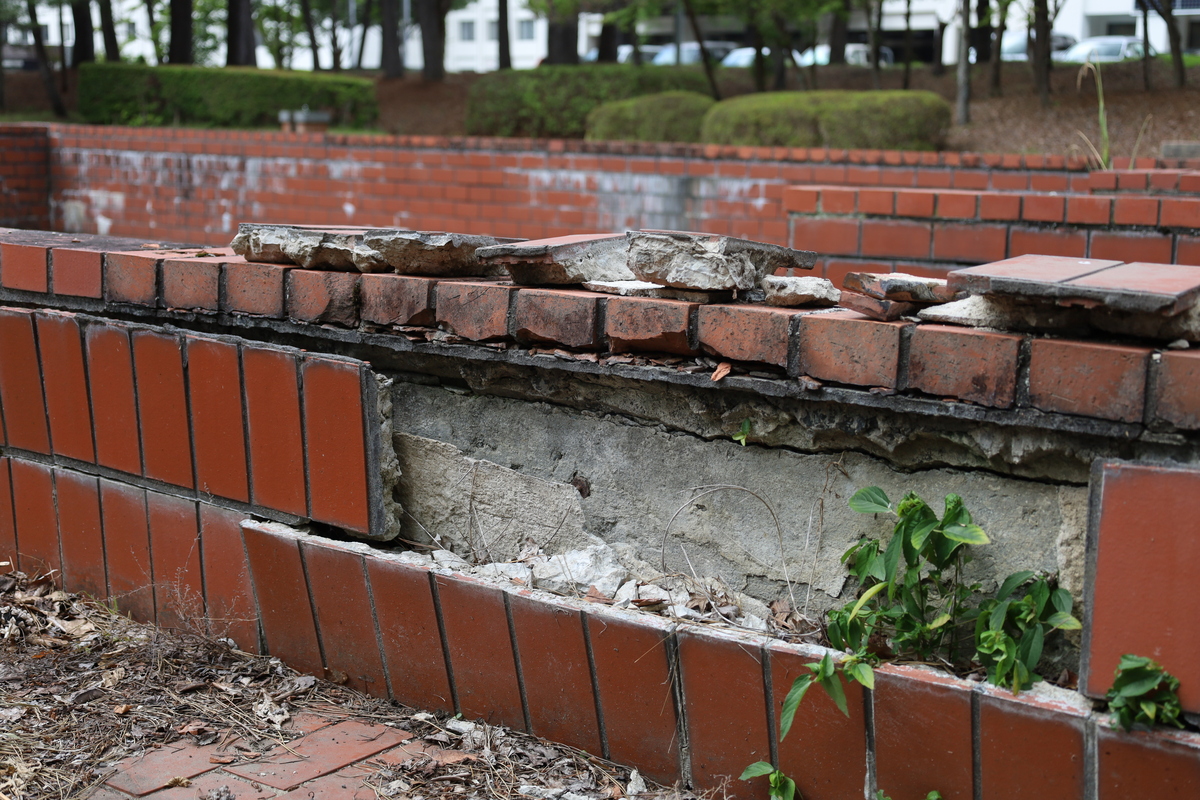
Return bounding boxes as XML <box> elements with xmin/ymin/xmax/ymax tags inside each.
<box><xmin>740</xmin><ymin>762</ymin><xmax>797</xmax><ymax>799</ymax></box>
<box><xmin>974</xmin><ymin>571</ymin><xmax>1081</xmax><ymax>693</ymax></box>
<box><xmin>1107</xmin><ymin>654</ymin><xmax>1185</xmax><ymax>731</ymax></box>
<box><xmin>732</xmin><ymin>418</ymin><xmax>751</xmax><ymax>446</ymax></box>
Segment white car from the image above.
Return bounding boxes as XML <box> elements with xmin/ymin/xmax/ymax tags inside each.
<box><xmin>650</xmin><ymin>41</ymin><xmax>740</xmax><ymax>66</ymax></box>
<box><xmin>795</xmin><ymin>43</ymin><xmax>894</xmax><ymax>67</ymax></box>
<box><xmin>719</xmin><ymin>46</ymin><xmax>804</xmax><ymax>68</ymax></box>
<box><xmin>998</xmin><ymin>31</ymin><xmax>1077</xmax><ymax>61</ymax></box>
<box><xmin>1053</xmin><ymin>36</ymin><xmax>1149</xmax><ymax>63</ymax></box>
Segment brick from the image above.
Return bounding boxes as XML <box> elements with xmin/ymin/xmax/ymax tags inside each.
<box><xmin>302</xmin><ymin>541</ymin><xmax>388</xmax><ymax>696</ymax></box>
<box><xmin>185</xmin><ymin>337</ymin><xmax>249</xmax><ymax>503</ymax></box>
<box><xmin>0</xmin><ymin>460</ymin><xmax>15</xmax><ymax>568</ymax></box>
<box><xmin>820</xmin><ymin>186</ymin><xmax>857</xmax><ymax>214</ymax></box>
<box><xmin>50</xmin><ymin>247</ymin><xmax>103</xmax><ymax>298</ymax></box>
<box><xmin>932</xmin><ymin>223</ymin><xmax>1008</xmax><ymax>263</ymax></box>
<box><xmin>1179</xmin><ymin>236</ymin><xmax>1200</xmax><ymax>266</ymax></box>
<box><xmin>1098</xmin><ymin>726</ymin><xmax>1200</xmax><ymax>798</ymax></box>
<box><xmin>105</xmin><ymin>740</ymin><xmax>222</xmax><ymax>796</ymax></box>
<box><xmin>604</xmin><ymin>296</ymin><xmax>696</xmax><ymax>355</ymax></box>
<box><xmin>861</xmin><ymin>220</ymin><xmax>931</xmax><ymax>259</ymax></box>
<box><xmin>100</xmin><ymin>480</ymin><xmax>154</xmax><ymax>623</ymax></box>
<box><xmin>585</xmin><ymin>609</ymin><xmax>680</xmax><ymax>785</ymax></box>
<box><xmin>509</xmin><ymin>593</ymin><xmax>601</xmax><ymax>755</ymax></box>
<box><xmin>10</xmin><ymin>459</ymin><xmax>59</xmax><ymax>579</ymax></box>
<box><xmin>55</xmin><ymin>470</ymin><xmax>106</xmax><ymax>599</ymax></box>
<box><xmin>1022</xmin><ymin>193</ymin><xmax>1065</xmax><ymax>223</ymax></box>
<box><xmin>949</xmin><ymin>253</ymin><xmax>1119</xmax><ymax>293</ymax></box>
<box><xmin>105</xmin><ymin>251</ymin><xmax>161</xmax><ymax>306</ymax></box>
<box><xmin>146</xmin><ymin>491</ymin><xmax>202</xmax><ymax>632</ymax></box>
<box><xmin>242</xmin><ymin>520</ymin><xmax>323</xmax><ymax>677</ymax></box>
<box><xmin>769</xmin><ymin>642</ymin><xmax>867</xmax><ymax>800</ymax></box>
<box><xmin>435</xmin><ymin>281</ymin><xmax>515</xmax><ymax>341</ymax></box>
<box><xmin>677</xmin><ymin>626</ymin><xmax>770</xmax><ymax>798</ymax></box>
<box><xmin>35</xmin><ymin>313</ymin><xmax>95</xmax><ymax>462</ymax></box>
<box><xmin>85</xmin><ymin>324</ymin><xmax>143</xmax><ymax>475</ymax></box>
<box><xmin>979</xmin><ymin>192</ymin><xmax>1021</xmax><ymax>221</ymax></box>
<box><xmin>226</xmin><ymin>720</ymin><xmax>409</xmax><ymax>790</ymax></box>
<box><xmin>0</xmin><ymin>309</ymin><xmax>50</xmax><ymax>453</ymax></box>
<box><xmin>1112</xmin><ymin>195</ymin><xmax>1160</xmax><ymax>226</ymax></box>
<box><xmin>1029</xmin><ymin>338</ymin><xmax>1148</xmax><ymax>422</ymax></box>
<box><xmin>302</xmin><ymin>357</ymin><xmax>371</xmax><ymax>534</ymax></box>
<box><xmin>1156</xmin><ymin>350</ymin><xmax>1200</xmax><ymax>429</ymax></box>
<box><xmin>697</xmin><ymin>304</ymin><xmax>797</xmax><ymax>368</ymax></box>
<box><xmin>798</xmin><ymin>311</ymin><xmax>908</xmax><ymax>388</ymax></box>
<box><xmin>979</xmin><ymin>689</ymin><xmax>1086</xmax><ymax>800</ymax></box>
<box><xmin>360</xmin><ymin>273</ymin><xmax>438</xmax><ymax>327</ymax></box>
<box><xmin>896</xmin><ymin>190</ymin><xmax>936</xmax><ymax>217</ymax></box>
<box><xmin>791</xmin><ymin>217</ymin><xmax>860</xmax><ymax>257</ymax></box>
<box><xmin>434</xmin><ymin>575</ymin><xmax>525</xmax><ymax>730</ymax></box>
<box><xmin>243</xmin><ymin>345</ymin><xmax>308</xmax><ymax>517</ymax></box>
<box><xmin>1066</xmin><ymin>262</ymin><xmax>1200</xmax><ymax>315</ymax></box>
<box><xmin>1066</xmin><ymin>195</ymin><xmax>1112</xmax><ymax>225</ymax></box>
<box><xmin>132</xmin><ymin>331</ymin><xmax>194</xmax><ymax>488</ymax></box>
<box><xmin>782</xmin><ymin>187</ymin><xmax>818</xmax><ymax>213</ymax></box>
<box><xmin>1009</xmin><ymin>227</ymin><xmax>1088</xmax><ymax>258</ymax></box>
<box><xmin>222</xmin><ymin>261</ymin><xmax>289</xmax><ymax>316</ymax></box>
<box><xmin>1089</xmin><ymin>231</ymin><xmax>1174</xmax><ymax>264</ymax></box>
<box><xmin>286</xmin><ymin>270</ymin><xmax>360</xmax><ymax>326</ymax></box>
<box><xmin>161</xmin><ymin>257</ymin><xmax>219</xmax><ymax>311</ymax></box>
<box><xmin>366</xmin><ymin>557</ymin><xmax>453</xmax><ymax>712</ymax></box>
<box><xmin>199</xmin><ymin>503</ymin><xmax>259</xmax><ymax>652</ymax></box>
<box><xmin>138</xmin><ymin>769</ymin><xmax>264</xmax><ymax>799</ymax></box>
<box><xmin>1117</xmin><ymin>171</ymin><xmax>1149</xmax><ymax>191</ymax></box>
<box><xmin>0</xmin><ymin>242</ymin><xmax>48</xmax><ymax>292</ymax></box>
<box><xmin>858</xmin><ymin>188</ymin><xmax>895</xmax><ymax>215</ymax></box>
<box><xmin>874</xmin><ymin>665</ymin><xmax>974</xmax><ymax>800</ymax></box>
<box><xmin>936</xmin><ymin>192</ymin><xmax>977</xmax><ymax>219</ymax></box>
<box><xmin>513</xmin><ymin>288</ymin><xmax>601</xmax><ymax>348</ymax></box>
<box><xmin>907</xmin><ymin>325</ymin><xmax>1022</xmax><ymax>407</ymax></box>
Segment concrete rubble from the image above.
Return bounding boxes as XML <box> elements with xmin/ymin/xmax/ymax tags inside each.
<box><xmin>844</xmin><ymin>272</ymin><xmax>959</xmax><ymax>304</ymax></box>
<box><xmin>760</xmin><ymin>275</ymin><xmax>840</xmax><ymax>307</ymax></box>
<box><xmin>476</xmin><ymin>233</ymin><xmax>635</xmax><ymax>284</ymax></box>
<box><xmin>627</xmin><ymin>230</ymin><xmax>816</xmax><ymax>291</ymax></box>
<box><xmin>582</xmin><ymin>280</ymin><xmax>731</xmax><ymax>304</ymax></box>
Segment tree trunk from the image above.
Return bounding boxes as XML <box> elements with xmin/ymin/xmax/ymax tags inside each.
<box><xmin>300</xmin><ymin>0</ymin><xmax>322</xmax><ymax>69</ymax></box>
<box><xmin>750</xmin><ymin>23</ymin><xmax>766</xmax><ymax>92</ymax></box>
<box><xmin>868</xmin><ymin>0</ymin><xmax>881</xmax><ymax>89</ymax></box>
<box><xmin>380</xmin><ymin>0</ymin><xmax>403</xmax><ymax>75</ymax></box>
<box><xmin>681</xmin><ymin>0</ymin><xmax>720</xmax><ymax>99</ymax></box>
<box><xmin>931</xmin><ymin>19</ymin><xmax>946</xmax><ymax>75</ymax></box>
<box><xmin>145</xmin><ymin>0</ymin><xmax>162</xmax><ymax>63</ymax></box>
<box><xmin>356</xmin><ymin>0</ymin><xmax>373</xmax><ymax>69</ymax></box>
<box><xmin>72</xmin><ymin>0</ymin><xmax>96</xmax><ymax>64</ymax></box>
<box><xmin>772</xmin><ymin>38</ymin><xmax>787</xmax><ymax>89</ymax></box>
<box><xmin>227</xmin><ymin>0</ymin><xmax>258</xmax><ymax>65</ymax></box>
<box><xmin>902</xmin><ymin>0</ymin><xmax>913</xmax><ymax>88</ymax></box>
<box><xmin>1032</xmin><ymin>0</ymin><xmax>1050</xmax><ymax>106</ymax></box>
<box><xmin>330</xmin><ymin>0</ymin><xmax>343</xmax><ymax>70</ymax></box>
<box><xmin>26</xmin><ymin>0</ymin><xmax>68</xmax><ymax>118</ymax></box>
<box><xmin>955</xmin><ymin>0</ymin><xmax>970</xmax><ymax>124</ymax></box>
<box><xmin>545</xmin><ymin>21</ymin><xmax>579</xmax><ymax>64</ymax></box>
<box><xmin>1155</xmin><ymin>2</ymin><xmax>1185</xmax><ymax>87</ymax></box>
<box><xmin>1142</xmin><ymin>3</ymin><xmax>1151</xmax><ymax>91</ymax></box>
<box><xmin>169</xmin><ymin>0</ymin><xmax>193</xmax><ymax>63</ymax></box>
<box><xmin>989</xmin><ymin>1</ymin><xmax>1006</xmax><ymax>95</ymax></box>
<box><xmin>596</xmin><ymin>20</ymin><xmax>616</xmax><ymax>62</ymax></box>
<box><xmin>499</xmin><ymin>0</ymin><xmax>513</xmax><ymax>67</ymax></box>
<box><xmin>0</xmin><ymin>23</ymin><xmax>6</xmax><ymax>111</ymax></box>
<box><xmin>829</xmin><ymin>0</ymin><xmax>849</xmax><ymax>64</ymax></box>
<box><xmin>98</xmin><ymin>0</ymin><xmax>119</xmax><ymax>60</ymax></box>
<box><xmin>415</xmin><ymin>0</ymin><xmax>446</xmax><ymax>79</ymax></box>
<box><xmin>58</xmin><ymin>2</ymin><xmax>68</xmax><ymax>92</ymax></box>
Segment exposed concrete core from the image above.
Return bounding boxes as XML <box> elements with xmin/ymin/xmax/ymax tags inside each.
<box><xmin>627</xmin><ymin>231</ymin><xmax>816</xmax><ymax>291</ymax></box>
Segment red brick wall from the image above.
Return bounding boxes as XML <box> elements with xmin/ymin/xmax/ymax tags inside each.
<box><xmin>0</xmin><ymin>125</ymin><xmax>50</xmax><ymax>230</ymax></box>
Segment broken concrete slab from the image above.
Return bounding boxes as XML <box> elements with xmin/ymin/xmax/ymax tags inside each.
<box><xmin>843</xmin><ymin>272</ymin><xmax>958</xmax><ymax>304</ymax></box>
<box><xmin>530</xmin><ymin>545</ymin><xmax>628</xmax><ymax>597</ymax></box>
<box><xmin>838</xmin><ymin>290</ymin><xmax>917</xmax><ymax>321</ymax></box>
<box><xmin>582</xmin><ymin>280</ymin><xmax>732</xmax><ymax>304</ymax></box>
<box><xmin>231</xmin><ymin>224</ymin><xmax>367</xmax><ymax>271</ymax></box>
<box><xmin>760</xmin><ymin>275</ymin><xmax>840</xmax><ymax>307</ymax></box>
<box><xmin>477</xmin><ymin>234</ymin><xmax>634</xmax><ymax>285</ymax></box>
<box><xmin>918</xmin><ymin>295</ymin><xmax>1090</xmax><ymax>334</ymax></box>
<box><xmin>627</xmin><ymin>231</ymin><xmax>816</xmax><ymax>291</ymax></box>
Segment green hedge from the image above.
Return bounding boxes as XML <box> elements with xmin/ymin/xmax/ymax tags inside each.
<box><xmin>700</xmin><ymin>90</ymin><xmax>951</xmax><ymax>151</ymax></box>
<box><xmin>465</xmin><ymin>65</ymin><xmax>712</xmax><ymax>139</ymax></box>
<box><xmin>585</xmin><ymin>90</ymin><xmax>715</xmax><ymax>143</ymax></box>
<box><xmin>78</xmin><ymin>62</ymin><xmax>377</xmax><ymax>128</ymax></box>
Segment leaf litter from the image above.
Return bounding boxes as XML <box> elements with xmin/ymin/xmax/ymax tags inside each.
<box><xmin>0</xmin><ymin>570</ymin><xmax>721</xmax><ymax>800</ymax></box>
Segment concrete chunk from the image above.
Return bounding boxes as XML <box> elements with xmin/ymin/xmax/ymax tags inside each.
<box><xmin>583</xmin><ymin>280</ymin><xmax>732</xmax><ymax>304</ymax></box>
<box><xmin>354</xmin><ymin>230</ymin><xmax>520</xmax><ymax>275</ymax></box>
<box><xmin>843</xmin><ymin>272</ymin><xmax>959</xmax><ymax>303</ymax></box>
<box><xmin>627</xmin><ymin>231</ymin><xmax>816</xmax><ymax>291</ymax></box>
<box><xmin>760</xmin><ymin>275</ymin><xmax>840</xmax><ymax>307</ymax></box>
<box><xmin>477</xmin><ymin>233</ymin><xmax>634</xmax><ymax>285</ymax></box>
<box><xmin>839</xmin><ymin>290</ymin><xmax>917</xmax><ymax>321</ymax></box>
<box><xmin>918</xmin><ymin>295</ymin><xmax>1090</xmax><ymax>333</ymax></box>
<box><xmin>231</xmin><ymin>224</ymin><xmax>365</xmax><ymax>271</ymax></box>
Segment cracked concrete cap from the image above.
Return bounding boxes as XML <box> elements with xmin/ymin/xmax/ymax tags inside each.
<box><xmin>627</xmin><ymin>230</ymin><xmax>816</xmax><ymax>291</ymax></box>
<box><xmin>231</xmin><ymin>224</ymin><xmax>367</xmax><ymax>271</ymax></box>
<box><xmin>476</xmin><ymin>233</ymin><xmax>635</xmax><ymax>285</ymax></box>
<box><xmin>760</xmin><ymin>275</ymin><xmax>840</xmax><ymax>307</ymax></box>
<box><xmin>582</xmin><ymin>280</ymin><xmax>731</xmax><ymax>304</ymax></box>
<box><xmin>843</xmin><ymin>272</ymin><xmax>959</xmax><ymax>304</ymax></box>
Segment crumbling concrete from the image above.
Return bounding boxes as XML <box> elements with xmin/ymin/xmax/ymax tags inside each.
<box><xmin>627</xmin><ymin>231</ymin><xmax>816</xmax><ymax>291</ymax></box>
<box><xmin>760</xmin><ymin>275</ymin><xmax>840</xmax><ymax>307</ymax></box>
<box><xmin>844</xmin><ymin>272</ymin><xmax>959</xmax><ymax>304</ymax></box>
<box><xmin>478</xmin><ymin>234</ymin><xmax>634</xmax><ymax>285</ymax></box>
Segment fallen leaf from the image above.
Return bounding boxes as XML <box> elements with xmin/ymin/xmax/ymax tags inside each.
<box><xmin>584</xmin><ymin>586</ymin><xmax>614</xmax><ymax>605</ymax></box>
<box><xmin>101</xmin><ymin>667</ymin><xmax>125</xmax><ymax>688</ymax></box>
<box><xmin>711</xmin><ymin>362</ymin><xmax>732</xmax><ymax>382</ymax></box>
<box><xmin>208</xmin><ymin>755</ymin><xmax>237</xmax><ymax>764</ymax></box>
<box><xmin>113</xmin><ymin>704</ymin><xmax>133</xmax><ymax>715</ymax></box>
<box><xmin>165</xmin><ymin>777</ymin><xmax>191</xmax><ymax>788</ymax></box>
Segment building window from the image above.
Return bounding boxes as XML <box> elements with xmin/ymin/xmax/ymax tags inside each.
<box><xmin>488</xmin><ymin>20</ymin><xmax>498</xmax><ymax>40</ymax></box>
<box><xmin>517</xmin><ymin>19</ymin><xmax>534</xmax><ymax>40</ymax></box>
<box><xmin>459</xmin><ymin>20</ymin><xmax>475</xmax><ymax>41</ymax></box>
<box><xmin>125</xmin><ymin>21</ymin><xmax>137</xmax><ymax>39</ymax></box>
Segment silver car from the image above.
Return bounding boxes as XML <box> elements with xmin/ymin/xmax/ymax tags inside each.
<box><xmin>1053</xmin><ymin>36</ymin><xmax>1151</xmax><ymax>63</ymax></box>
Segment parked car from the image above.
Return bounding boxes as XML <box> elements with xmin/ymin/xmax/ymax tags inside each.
<box><xmin>1053</xmin><ymin>36</ymin><xmax>1150</xmax><ymax>62</ymax></box>
<box><xmin>998</xmin><ymin>31</ymin><xmax>1077</xmax><ymax>61</ymax></box>
<box><xmin>581</xmin><ymin>44</ymin><xmax>665</xmax><ymax>63</ymax></box>
<box><xmin>719</xmin><ymin>46</ymin><xmax>804</xmax><ymax>68</ymax></box>
<box><xmin>794</xmin><ymin>43</ymin><xmax>895</xmax><ymax>67</ymax></box>
<box><xmin>650</xmin><ymin>41</ymin><xmax>740</xmax><ymax>65</ymax></box>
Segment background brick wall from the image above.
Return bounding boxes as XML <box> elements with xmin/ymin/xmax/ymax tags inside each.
<box><xmin>0</xmin><ymin>125</ymin><xmax>50</xmax><ymax>230</ymax></box>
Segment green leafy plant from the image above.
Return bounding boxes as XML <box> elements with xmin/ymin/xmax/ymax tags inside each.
<box><xmin>1106</xmin><ymin>655</ymin><xmax>1185</xmax><ymax>732</ymax></box>
<box><xmin>740</xmin><ymin>761</ymin><xmax>797</xmax><ymax>800</ymax></box>
<box><xmin>974</xmin><ymin>571</ymin><xmax>1081</xmax><ymax>693</ymax></box>
<box><xmin>732</xmin><ymin>418</ymin><xmax>751</xmax><ymax>446</ymax></box>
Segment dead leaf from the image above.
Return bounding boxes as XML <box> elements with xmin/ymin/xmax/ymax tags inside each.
<box><xmin>0</xmin><ymin>707</ymin><xmax>26</xmax><ymax>722</ymax></box>
<box><xmin>173</xmin><ymin>680</ymin><xmax>207</xmax><ymax>693</ymax></box>
<box><xmin>113</xmin><ymin>704</ymin><xmax>133</xmax><ymax>715</ymax></box>
<box><xmin>583</xmin><ymin>586</ymin><xmax>613</xmax><ymax>605</ymax></box>
<box><xmin>175</xmin><ymin>720</ymin><xmax>215</xmax><ymax>736</ymax></box>
<box><xmin>101</xmin><ymin>667</ymin><xmax>125</xmax><ymax>688</ymax></box>
<box><xmin>208</xmin><ymin>755</ymin><xmax>237</xmax><ymax>764</ymax></box>
<box><xmin>165</xmin><ymin>776</ymin><xmax>191</xmax><ymax>788</ymax></box>
<box><xmin>69</xmin><ymin>687</ymin><xmax>106</xmax><ymax>705</ymax></box>
<box><xmin>711</xmin><ymin>362</ymin><xmax>732</xmax><ymax>382</ymax></box>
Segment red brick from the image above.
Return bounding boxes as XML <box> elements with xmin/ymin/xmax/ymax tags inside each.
<box><xmin>286</xmin><ymin>270</ymin><xmax>360</xmax><ymax>326</ymax></box>
<box><xmin>10</xmin><ymin>459</ymin><xmax>59</xmax><ymax>579</ymax></box>
<box><xmin>1156</xmin><ymin>350</ymin><xmax>1200</xmax><ymax>429</ymax></box>
<box><xmin>1098</xmin><ymin>726</ymin><xmax>1200</xmax><ymax>798</ymax></box>
<box><xmin>147</xmin><ymin>492</ymin><xmax>202</xmax><ymax>632</ymax></box>
<box><xmin>936</xmin><ymin>192</ymin><xmax>977</xmax><ymax>219</ymax></box>
<box><xmin>1066</xmin><ymin>195</ymin><xmax>1112</xmax><ymax>225</ymax></box>
<box><xmin>769</xmin><ymin>642</ymin><xmax>867</xmax><ymax>800</ymax></box>
<box><xmin>434</xmin><ymin>575</ymin><xmax>525</xmax><ymax>730</ymax></box>
<box><xmin>513</xmin><ymin>288</ymin><xmax>601</xmax><ymax>348</ymax></box>
<box><xmin>604</xmin><ymin>295</ymin><xmax>696</xmax><ymax>355</ymax></box>
<box><xmin>435</xmin><ymin>281</ymin><xmax>515</xmax><ymax>341</ymax></box>
<box><xmin>85</xmin><ymin>324</ymin><xmax>142</xmax><ymax>475</ymax></box>
<box><xmin>1090</xmin><ymin>171</ymin><xmax>1118</xmax><ymax>191</ymax></box>
<box><xmin>226</xmin><ymin>720</ymin><xmax>409</xmax><ymax>790</ymax></box>
<box><xmin>896</xmin><ymin>190</ymin><xmax>936</xmax><ymax>217</ymax></box>
<box><xmin>677</xmin><ymin>626</ymin><xmax>770</xmax><ymax>798</ymax></box>
<box><xmin>1116</xmin><ymin>171</ymin><xmax>1149</xmax><ymax>191</ymax></box>
<box><xmin>243</xmin><ymin>345</ymin><xmax>308</xmax><ymax>517</ymax></box>
<box><xmin>302</xmin><ymin>357</ymin><xmax>370</xmax><ymax>534</ymax></box>
<box><xmin>791</xmin><ymin>217</ymin><xmax>860</xmax><ymax>256</ymax></box>
<box><xmin>1111</xmin><ymin>195</ymin><xmax>1160</xmax><ymax>226</ymax></box>
<box><xmin>0</xmin><ymin>460</ymin><xmax>15</xmax><ymax>568</ymax></box>
<box><xmin>132</xmin><ymin>331</ymin><xmax>194</xmax><ymax>488</ymax></box>
<box><xmin>874</xmin><ymin>665</ymin><xmax>974</xmax><ymax>800</ymax></box>
<box><xmin>105</xmin><ymin>740</ymin><xmax>222</xmax><ymax>796</ymax></box>
<box><xmin>858</xmin><ymin>188</ymin><xmax>895</xmax><ymax>215</ymax></box>
<box><xmin>979</xmin><ymin>192</ymin><xmax>1021</xmax><ymax>221</ymax></box>
<box><xmin>360</xmin><ymin>273</ymin><xmax>438</xmax><ymax>327</ymax></box>
<box><xmin>1029</xmin><ymin>338</ymin><xmax>1148</xmax><ymax>422</ymax></box>
<box><xmin>932</xmin><ymin>222</ymin><xmax>1008</xmax><ymax>263</ymax></box>
<box><xmin>1022</xmin><ymin>193</ymin><xmax>1065</xmax><ymax>222</ymax></box>
<box><xmin>0</xmin><ymin>309</ymin><xmax>49</xmax><ymax>453</ymax></box>
<box><xmin>1089</xmin><ymin>231</ymin><xmax>1173</xmax><ymax>263</ymax></box>
<box><xmin>820</xmin><ymin>187</ymin><xmax>857</xmax><ymax>214</ymax></box>
<box><xmin>302</xmin><ymin>541</ymin><xmax>388</xmax><ymax>696</ymax></box>
<box><xmin>1009</xmin><ymin>227</ymin><xmax>1088</xmax><ymax>258</ymax></box>
<box><xmin>798</xmin><ymin>311</ymin><xmax>908</xmax><ymax>388</ymax></box>
<box><xmin>585</xmin><ymin>609</ymin><xmax>680</xmax><ymax>785</ymax></box>
<box><xmin>907</xmin><ymin>325</ymin><xmax>1022</xmax><ymax>407</ymax></box>
<box><xmin>1030</xmin><ymin>173</ymin><xmax>1069</xmax><ymax>192</ymax></box>
<box><xmin>242</xmin><ymin>520</ymin><xmax>323</xmax><ymax>676</ymax></box>
<box><xmin>861</xmin><ymin>219</ymin><xmax>931</xmax><ymax>259</ymax></box>
<box><xmin>979</xmin><ymin>689</ymin><xmax>1086</xmax><ymax>800</ymax></box>
<box><xmin>1178</xmin><ymin>236</ymin><xmax>1200</xmax><ymax>266</ymax></box>
<box><xmin>136</xmin><ymin>769</ymin><xmax>264</xmax><ymax>799</ymax></box>
<box><xmin>50</xmin><ymin>247</ymin><xmax>103</xmax><ymax>298</ymax></box>
<box><xmin>782</xmin><ymin>187</ymin><xmax>818</xmax><ymax>213</ymax></box>
<box><xmin>0</xmin><ymin>242</ymin><xmax>48</xmax><ymax>292</ymax></box>
<box><xmin>54</xmin><ymin>470</ymin><xmax>105</xmax><ymax>599</ymax></box>
<box><xmin>105</xmin><ymin>251</ymin><xmax>161</xmax><ymax>306</ymax></box>
<box><xmin>366</xmin><ymin>556</ymin><xmax>453</xmax><ymax>712</ymax></box>
<box><xmin>161</xmin><ymin>257</ymin><xmax>219</xmax><ymax>311</ymax></box>
<box><xmin>185</xmin><ymin>337</ymin><xmax>249</xmax><ymax>503</ymax></box>
<box><xmin>222</xmin><ymin>261</ymin><xmax>289</xmax><ymax>316</ymax></box>
<box><xmin>99</xmin><ymin>480</ymin><xmax>154</xmax><ymax>623</ymax></box>
<box><xmin>199</xmin><ymin>503</ymin><xmax>259</xmax><ymax>652</ymax></box>
<box><xmin>35</xmin><ymin>312</ymin><xmax>95</xmax><ymax>462</ymax></box>
<box><xmin>700</xmin><ymin>304</ymin><xmax>800</xmax><ymax>368</ymax></box>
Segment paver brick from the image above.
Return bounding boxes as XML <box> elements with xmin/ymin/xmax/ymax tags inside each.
<box><xmin>604</xmin><ymin>295</ymin><xmax>696</xmax><ymax>355</ymax></box>
<box><xmin>798</xmin><ymin>311</ymin><xmax>908</xmax><ymax>388</ymax></box>
<box><xmin>105</xmin><ymin>740</ymin><xmax>222</xmax><ymax>796</ymax></box>
<box><xmin>226</xmin><ymin>720</ymin><xmax>409</xmax><ymax>790</ymax></box>
<box><xmin>242</xmin><ymin>345</ymin><xmax>308</xmax><ymax>517</ymax></box>
<box><xmin>242</xmin><ymin>521</ymin><xmax>323</xmax><ymax>677</ymax></box>
<box><xmin>10</xmin><ymin>458</ymin><xmax>59</xmax><ymax>578</ymax></box>
<box><xmin>513</xmin><ymin>288</ymin><xmax>601</xmax><ymax>348</ymax></box>
<box><xmin>697</xmin><ymin>304</ymin><xmax>798</xmax><ymax>368</ymax></box>
<box><xmin>146</xmin><ymin>491</ymin><xmax>202</xmax><ymax>632</ymax></box>
<box><xmin>100</xmin><ymin>480</ymin><xmax>154</xmax><ymax>623</ymax></box>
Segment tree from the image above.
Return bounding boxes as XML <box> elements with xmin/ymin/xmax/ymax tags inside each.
<box><xmin>414</xmin><ymin>0</ymin><xmax>451</xmax><ymax>78</ymax></box>
<box><xmin>379</xmin><ymin>0</ymin><xmax>403</xmax><ymax>74</ymax></box>
<box><xmin>23</xmin><ymin>0</ymin><xmax>68</xmax><ymax>117</ymax></box>
<box><xmin>226</xmin><ymin>0</ymin><xmax>257</xmax><ymax>64</ymax></box>
<box><xmin>955</xmin><ymin>0</ymin><xmax>969</xmax><ymax>123</ymax></box>
<box><xmin>257</xmin><ymin>0</ymin><xmax>303</xmax><ymax>67</ymax></box>
<box><xmin>988</xmin><ymin>0</ymin><xmax>1015</xmax><ymax>95</ymax></box>
<box><xmin>0</xmin><ymin>0</ymin><xmax>19</xmax><ymax>110</ymax></box>
<box><xmin>168</xmin><ymin>0</ymin><xmax>193</xmax><ymax>62</ymax></box>
<box><xmin>71</xmin><ymin>0</ymin><xmax>95</xmax><ymax>64</ymax></box>
<box><xmin>1142</xmin><ymin>0</ymin><xmax>1186</xmax><ymax>87</ymax></box>
<box><xmin>498</xmin><ymin>0</ymin><xmax>512</xmax><ymax>67</ymax></box>
<box><xmin>1031</xmin><ymin>0</ymin><xmax>1050</xmax><ymax>105</ymax></box>
<box><xmin>97</xmin><ymin>0</ymin><xmax>119</xmax><ymax>59</ymax></box>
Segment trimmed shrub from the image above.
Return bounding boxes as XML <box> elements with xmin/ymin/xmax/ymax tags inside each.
<box><xmin>465</xmin><ymin>65</ymin><xmax>711</xmax><ymax>139</ymax></box>
<box><xmin>585</xmin><ymin>90</ymin><xmax>716</xmax><ymax>143</ymax></box>
<box><xmin>78</xmin><ymin>62</ymin><xmax>378</xmax><ymax>128</ymax></box>
<box><xmin>701</xmin><ymin>90</ymin><xmax>951</xmax><ymax>151</ymax></box>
